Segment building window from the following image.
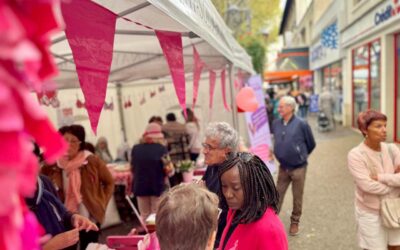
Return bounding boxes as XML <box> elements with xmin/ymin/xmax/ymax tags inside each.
<box><xmin>395</xmin><ymin>34</ymin><xmax>400</xmax><ymax>141</ymax></box>
<box><xmin>352</xmin><ymin>40</ymin><xmax>381</xmax><ymax>126</ymax></box>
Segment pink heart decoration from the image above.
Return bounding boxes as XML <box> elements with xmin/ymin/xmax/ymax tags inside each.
<box><xmin>236</xmin><ymin>86</ymin><xmax>259</xmax><ymax>112</ymax></box>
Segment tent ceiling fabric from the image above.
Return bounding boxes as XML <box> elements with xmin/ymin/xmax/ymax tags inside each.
<box><xmin>51</xmin><ymin>0</ymin><xmax>254</xmax><ymax>89</ymax></box>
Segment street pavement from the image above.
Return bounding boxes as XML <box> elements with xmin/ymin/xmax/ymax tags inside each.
<box><xmin>277</xmin><ymin>116</ymin><xmax>361</xmax><ymax>250</ymax></box>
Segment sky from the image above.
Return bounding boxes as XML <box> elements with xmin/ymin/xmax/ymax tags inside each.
<box><xmin>280</xmin><ymin>0</ymin><xmax>287</xmax><ymax>10</ymax></box>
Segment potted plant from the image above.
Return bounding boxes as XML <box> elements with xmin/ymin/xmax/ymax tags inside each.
<box><xmin>176</xmin><ymin>160</ymin><xmax>195</xmax><ymax>183</ymax></box>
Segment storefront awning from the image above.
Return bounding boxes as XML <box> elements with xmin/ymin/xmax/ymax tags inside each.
<box><xmin>264</xmin><ymin>69</ymin><xmax>312</xmax><ymax>83</ymax></box>
<box><xmin>264</xmin><ymin>47</ymin><xmax>311</xmax><ymax>84</ymax></box>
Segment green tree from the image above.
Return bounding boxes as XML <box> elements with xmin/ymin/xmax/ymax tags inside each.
<box><xmin>211</xmin><ymin>0</ymin><xmax>281</xmax><ymax>75</ymax></box>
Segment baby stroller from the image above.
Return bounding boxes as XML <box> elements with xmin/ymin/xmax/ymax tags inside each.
<box><xmin>317</xmin><ymin>111</ymin><xmax>330</xmax><ymax>132</ymax></box>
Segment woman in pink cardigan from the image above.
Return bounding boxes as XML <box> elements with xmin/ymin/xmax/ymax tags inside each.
<box><xmin>348</xmin><ymin>110</ymin><xmax>400</xmax><ymax>250</ymax></box>
<box><xmin>217</xmin><ymin>152</ymin><xmax>288</xmax><ymax>250</ymax></box>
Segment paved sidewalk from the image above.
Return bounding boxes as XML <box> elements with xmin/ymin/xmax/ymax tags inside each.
<box><xmin>277</xmin><ymin>117</ymin><xmax>361</xmax><ymax>250</ymax></box>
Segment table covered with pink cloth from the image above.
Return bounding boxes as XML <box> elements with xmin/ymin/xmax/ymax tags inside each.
<box><xmin>107</xmin><ymin>163</ymin><xmax>133</xmax><ymax>195</ymax></box>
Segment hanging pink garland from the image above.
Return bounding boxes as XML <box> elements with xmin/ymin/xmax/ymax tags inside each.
<box><xmin>0</xmin><ymin>1</ymin><xmax>67</xmax><ymax>249</ymax></box>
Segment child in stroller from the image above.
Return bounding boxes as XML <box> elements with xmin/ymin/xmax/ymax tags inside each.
<box><xmin>318</xmin><ymin>111</ymin><xmax>330</xmax><ymax>132</ymax></box>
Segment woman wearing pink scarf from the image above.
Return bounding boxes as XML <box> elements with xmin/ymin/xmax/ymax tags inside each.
<box><xmin>41</xmin><ymin>125</ymin><xmax>114</xmax><ymax>250</ymax></box>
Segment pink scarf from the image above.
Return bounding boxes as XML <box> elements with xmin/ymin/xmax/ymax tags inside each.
<box><xmin>57</xmin><ymin>150</ymin><xmax>92</xmax><ymax>212</ymax></box>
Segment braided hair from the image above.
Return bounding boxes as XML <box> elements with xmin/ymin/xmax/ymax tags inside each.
<box><xmin>218</xmin><ymin>152</ymin><xmax>279</xmax><ymax>224</ymax></box>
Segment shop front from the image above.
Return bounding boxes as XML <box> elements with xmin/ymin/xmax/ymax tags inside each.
<box><xmin>310</xmin><ymin>17</ymin><xmax>343</xmax><ymax>122</ymax></box>
<box><xmin>342</xmin><ymin>0</ymin><xmax>400</xmax><ymax>137</ymax></box>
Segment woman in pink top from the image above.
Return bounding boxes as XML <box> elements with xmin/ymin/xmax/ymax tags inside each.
<box><xmin>218</xmin><ymin>152</ymin><xmax>288</xmax><ymax>250</ymax></box>
<box><xmin>348</xmin><ymin>110</ymin><xmax>400</xmax><ymax>250</ymax></box>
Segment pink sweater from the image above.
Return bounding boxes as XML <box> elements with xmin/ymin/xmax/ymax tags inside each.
<box><xmin>347</xmin><ymin>142</ymin><xmax>400</xmax><ymax>214</ymax></box>
<box><xmin>218</xmin><ymin>208</ymin><xmax>288</xmax><ymax>250</ymax></box>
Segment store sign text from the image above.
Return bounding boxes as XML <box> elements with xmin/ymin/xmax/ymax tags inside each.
<box><xmin>311</xmin><ymin>44</ymin><xmax>326</xmax><ymax>63</ymax></box>
<box><xmin>375</xmin><ymin>1</ymin><xmax>400</xmax><ymax>25</ymax></box>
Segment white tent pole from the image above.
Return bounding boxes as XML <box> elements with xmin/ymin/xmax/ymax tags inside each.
<box><xmin>116</xmin><ymin>83</ymin><xmax>127</xmax><ymax>142</ymax></box>
<box><xmin>228</xmin><ymin>63</ymin><xmax>239</xmax><ymax>131</ymax></box>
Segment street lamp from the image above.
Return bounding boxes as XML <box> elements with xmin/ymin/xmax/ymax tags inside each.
<box><xmin>260</xmin><ymin>28</ymin><xmax>270</xmax><ymax>41</ymax></box>
<box><xmin>225</xmin><ymin>3</ymin><xmax>251</xmax><ymax>36</ymax></box>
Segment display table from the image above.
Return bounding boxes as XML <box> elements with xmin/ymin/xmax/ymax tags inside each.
<box><xmin>107</xmin><ymin>162</ymin><xmax>133</xmax><ymax>195</ymax></box>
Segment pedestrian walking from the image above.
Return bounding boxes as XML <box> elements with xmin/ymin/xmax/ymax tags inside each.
<box><xmin>271</xmin><ymin>96</ymin><xmax>316</xmax><ymax>236</ymax></box>
<box><xmin>319</xmin><ymin>87</ymin><xmax>335</xmax><ymax>130</ymax></box>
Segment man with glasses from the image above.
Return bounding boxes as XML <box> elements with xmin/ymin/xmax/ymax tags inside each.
<box><xmin>271</xmin><ymin>96</ymin><xmax>316</xmax><ymax>236</ymax></box>
<box><xmin>201</xmin><ymin>122</ymin><xmax>239</xmax><ymax>248</ymax></box>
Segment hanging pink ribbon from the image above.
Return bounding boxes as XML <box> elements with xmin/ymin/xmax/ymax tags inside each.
<box><xmin>61</xmin><ymin>0</ymin><xmax>117</xmax><ymax>134</ymax></box>
<box><xmin>192</xmin><ymin>45</ymin><xmax>204</xmax><ymax>109</ymax></box>
<box><xmin>155</xmin><ymin>30</ymin><xmax>187</xmax><ymax>116</ymax></box>
<box><xmin>220</xmin><ymin>69</ymin><xmax>230</xmax><ymax>111</ymax></box>
<box><xmin>209</xmin><ymin>70</ymin><xmax>216</xmax><ymax>109</ymax></box>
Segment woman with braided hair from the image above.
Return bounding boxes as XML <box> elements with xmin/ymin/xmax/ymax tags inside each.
<box><xmin>218</xmin><ymin>152</ymin><xmax>288</xmax><ymax>250</ymax></box>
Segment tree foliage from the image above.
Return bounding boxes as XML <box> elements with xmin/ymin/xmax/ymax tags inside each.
<box><xmin>210</xmin><ymin>0</ymin><xmax>281</xmax><ymax>75</ymax></box>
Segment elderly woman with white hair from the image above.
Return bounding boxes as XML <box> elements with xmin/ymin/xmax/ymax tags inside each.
<box><xmin>95</xmin><ymin>136</ymin><xmax>113</xmax><ymax>163</ymax></box>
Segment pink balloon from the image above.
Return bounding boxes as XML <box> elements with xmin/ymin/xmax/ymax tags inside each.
<box><xmin>236</xmin><ymin>86</ymin><xmax>259</xmax><ymax>112</ymax></box>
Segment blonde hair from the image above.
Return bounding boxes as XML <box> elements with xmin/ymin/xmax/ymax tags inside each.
<box><xmin>156</xmin><ymin>183</ymin><xmax>219</xmax><ymax>250</ymax></box>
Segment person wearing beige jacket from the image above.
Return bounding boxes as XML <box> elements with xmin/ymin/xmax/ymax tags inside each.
<box><xmin>348</xmin><ymin>110</ymin><xmax>400</xmax><ymax>250</ymax></box>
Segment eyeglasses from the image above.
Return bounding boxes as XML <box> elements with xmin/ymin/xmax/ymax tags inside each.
<box><xmin>202</xmin><ymin>142</ymin><xmax>219</xmax><ymax>151</ymax></box>
<box><xmin>65</xmin><ymin>138</ymin><xmax>81</xmax><ymax>144</ymax></box>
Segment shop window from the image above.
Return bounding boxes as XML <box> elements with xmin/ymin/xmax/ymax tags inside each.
<box><xmin>322</xmin><ymin>62</ymin><xmax>343</xmax><ymax>121</ymax></box>
<box><xmin>395</xmin><ymin>34</ymin><xmax>400</xmax><ymax>141</ymax></box>
<box><xmin>370</xmin><ymin>41</ymin><xmax>381</xmax><ymax>110</ymax></box>
<box><xmin>352</xmin><ymin>40</ymin><xmax>381</xmax><ymax>127</ymax></box>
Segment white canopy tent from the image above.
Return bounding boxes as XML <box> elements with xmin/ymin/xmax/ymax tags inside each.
<box><xmin>47</xmin><ymin>0</ymin><xmax>254</xmax><ymax>153</ymax></box>
<box><xmin>51</xmin><ymin>0</ymin><xmax>253</xmax><ymax>87</ymax></box>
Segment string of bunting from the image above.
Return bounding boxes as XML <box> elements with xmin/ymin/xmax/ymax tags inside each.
<box><xmin>62</xmin><ymin>0</ymin><xmax>235</xmax><ymax>133</ymax></box>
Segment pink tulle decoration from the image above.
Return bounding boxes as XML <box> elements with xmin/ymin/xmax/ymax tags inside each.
<box><xmin>0</xmin><ymin>1</ymin><xmax>66</xmax><ymax>250</ymax></box>
<box><xmin>20</xmin><ymin>206</ymin><xmax>41</xmax><ymax>250</ymax></box>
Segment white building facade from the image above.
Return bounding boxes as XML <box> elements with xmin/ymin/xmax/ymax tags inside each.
<box><xmin>341</xmin><ymin>0</ymin><xmax>400</xmax><ymax>141</ymax></box>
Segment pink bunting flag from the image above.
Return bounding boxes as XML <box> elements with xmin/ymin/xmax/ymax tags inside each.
<box><xmin>209</xmin><ymin>70</ymin><xmax>216</xmax><ymax>109</ymax></box>
<box><xmin>192</xmin><ymin>46</ymin><xmax>204</xmax><ymax>109</ymax></box>
<box><xmin>220</xmin><ymin>69</ymin><xmax>230</xmax><ymax>111</ymax></box>
<box><xmin>155</xmin><ymin>30</ymin><xmax>186</xmax><ymax>116</ymax></box>
<box><xmin>61</xmin><ymin>0</ymin><xmax>117</xmax><ymax>134</ymax></box>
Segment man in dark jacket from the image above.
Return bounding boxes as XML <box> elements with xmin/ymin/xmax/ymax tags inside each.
<box><xmin>201</xmin><ymin>122</ymin><xmax>239</xmax><ymax>248</ymax></box>
<box><xmin>272</xmin><ymin>96</ymin><xmax>316</xmax><ymax>236</ymax></box>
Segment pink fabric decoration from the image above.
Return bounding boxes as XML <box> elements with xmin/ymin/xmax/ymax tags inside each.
<box><xmin>0</xmin><ymin>1</ymin><xmax>67</xmax><ymax>249</ymax></box>
<box><xmin>209</xmin><ymin>70</ymin><xmax>216</xmax><ymax>109</ymax></box>
<box><xmin>220</xmin><ymin>69</ymin><xmax>230</xmax><ymax>111</ymax></box>
<box><xmin>20</xmin><ymin>205</ymin><xmax>41</xmax><ymax>250</ymax></box>
<box><xmin>61</xmin><ymin>0</ymin><xmax>117</xmax><ymax>134</ymax></box>
<box><xmin>155</xmin><ymin>30</ymin><xmax>187</xmax><ymax>116</ymax></box>
<box><xmin>192</xmin><ymin>46</ymin><xmax>204</xmax><ymax>109</ymax></box>
<box><xmin>58</xmin><ymin>150</ymin><xmax>92</xmax><ymax>212</ymax></box>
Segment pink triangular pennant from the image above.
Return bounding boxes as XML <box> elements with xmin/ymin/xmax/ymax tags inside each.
<box><xmin>209</xmin><ymin>70</ymin><xmax>216</xmax><ymax>109</ymax></box>
<box><xmin>220</xmin><ymin>69</ymin><xmax>230</xmax><ymax>111</ymax></box>
<box><xmin>61</xmin><ymin>0</ymin><xmax>117</xmax><ymax>134</ymax></box>
<box><xmin>192</xmin><ymin>46</ymin><xmax>204</xmax><ymax>109</ymax></box>
<box><xmin>155</xmin><ymin>30</ymin><xmax>186</xmax><ymax>116</ymax></box>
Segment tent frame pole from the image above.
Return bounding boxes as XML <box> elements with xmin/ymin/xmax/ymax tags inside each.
<box><xmin>228</xmin><ymin>63</ymin><xmax>239</xmax><ymax>131</ymax></box>
<box><xmin>116</xmin><ymin>83</ymin><xmax>127</xmax><ymax>142</ymax></box>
